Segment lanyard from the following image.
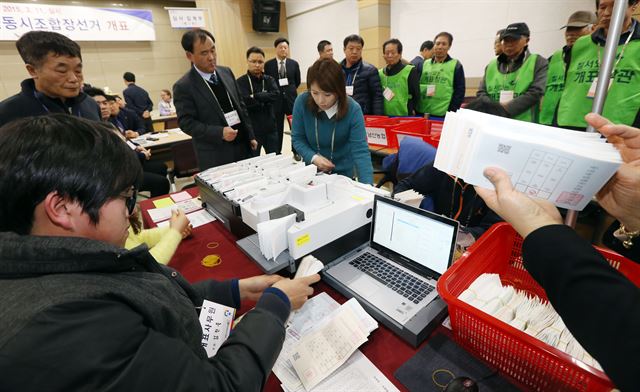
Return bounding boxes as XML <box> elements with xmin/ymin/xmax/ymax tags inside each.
<box><xmin>597</xmin><ymin>20</ymin><xmax>635</xmax><ymax>77</ymax></box>
<box><xmin>502</xmin><ymin>59</ymin><xmax>524</xmax><ymax>91</ymax></box>
<box><xmin>247</xmin><ymin>74</ymin><xmax>265</xmax><ymax>95</ymax></box>
<box><xmin>201</xmin><ymin>76</ymin><xmax>235</xmax><ymax>112</ymax></box>
<box><xmin>347</xmin><ymin>66</ymin><xmax>360</xmax><ymax>87</ymax></box>
<box><xmin>449</xmin><ymin>176</ymin><xmax>476</xmax><ymax>227</ymax></box>
<box><xmin>315</xmin><ymin>116</ymin><xmax>336</xmax><ymax>161</ymax></box>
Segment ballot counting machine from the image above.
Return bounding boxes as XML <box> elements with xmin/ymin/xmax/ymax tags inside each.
<box><xmin>195</xmin><ymin>154</ymin><xmax>389</xmax><ymax>274</ymax></box>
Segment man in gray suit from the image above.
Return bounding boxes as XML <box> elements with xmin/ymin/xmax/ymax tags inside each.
<box><xmin>173</xmin><ymin>29</ymin><xmax>257</xmax><ymax>170</ymax></box>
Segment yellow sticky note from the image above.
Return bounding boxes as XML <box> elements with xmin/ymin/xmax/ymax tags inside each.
<box><xmin>153</xmin><ymin>197</ymin><xmax>174</xmax><ymax>208</ymax></box>
<box><xmin>296</xmin><ymin>234</ymin><xmax>310</xmax><ymax>247</ymax></box>
<box><xmin>351</xmin><ymin>195</ymin><xmax>364</xmax><ymax>201</ymax></box>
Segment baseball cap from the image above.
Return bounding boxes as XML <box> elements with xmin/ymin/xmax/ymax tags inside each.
<box><xmin>562</xmin><ymin>10</ymin><xmax>597</xmax><ymax>28</ymax></box>
<box><xmin>501</xmin><ymin>23</ymin><xmax>530</xmax><ymax>39</ymax></box>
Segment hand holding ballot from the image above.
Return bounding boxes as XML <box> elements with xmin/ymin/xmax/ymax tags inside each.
<box><xmin>473</xmin><ymin>113</ymin><xmax>640</xmax><ymax>239</ymax></box>
<box><xmin>586</xmin><ymin>113</ymin><xmax>640</xmax><ymax>233</ymax></box>
<box><xmin>475</xmin><ymin>167</ymin><xmax>563</xmax><ymax>238</ymax></box>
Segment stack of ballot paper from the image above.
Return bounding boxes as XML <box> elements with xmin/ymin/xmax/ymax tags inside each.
<box><xmin>274</xmin><ymin>293</ymin><xmax>399</xmax><ymax>392</ymax></box>
<box><xmin>458</xmin><ymin>273</ymin><xmax>603</xmax><ymax>371</ymax></box>
<box><xmin>434</xmin><ymin>109</ymin><xmax>622</xmax><ymax>211</ymax></box>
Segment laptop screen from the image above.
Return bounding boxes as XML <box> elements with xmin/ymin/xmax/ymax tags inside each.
<box><xmin>371</xmin><ymin>196</ymin><xmax>458</xmax><ymax>276</ymax></box>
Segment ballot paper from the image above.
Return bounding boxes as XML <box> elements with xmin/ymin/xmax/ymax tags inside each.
<box><xmin>157</xmin><ymin>209</ymin><xmax>216</xmax><ymax>229</ymax></box>
<box><xmin>281</xmin><ymin>351</ymin><xmax>400</xmax><ymax>392</ymax></box>
<box><xmin>289</xmin><ymin>301</ymin><xmax>376</xmax><ymax>390</ymax></box>
<box><xmin>257</xmin><ymin>213</ymin><xmax>297</xmax><ymax>260</ymax></box>
<box><xmin>394</xmin><ymin>189</ymin><xmax>424</xmax><ymax>208</ymax></box>
<box><xmin>273</xmin><ymin>294</ymin><xmax>386</xmax><ymax>391</ymax></box>
<box><xmin>147</xmin><ymin>198</ymin><xmax>203</xmax><ymax>223</ymax></box>
<box><xmin>294</xmin><ymin>255</ymin><xmax>325</xmax><ymax>278</ymax></box>
<box><xmin>434</xmin><ymin>109</ymin><xmax>622</xmax><ymax>211</ymax></box>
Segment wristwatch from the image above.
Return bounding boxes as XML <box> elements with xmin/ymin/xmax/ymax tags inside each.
<box><xmin>613</xmin><ymin>224</ymin><xmax>640</xmax><ymax>249</ymax></box>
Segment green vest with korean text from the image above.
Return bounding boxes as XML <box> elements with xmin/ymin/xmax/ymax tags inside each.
<box><xmin>557</xmin><ymin>35</ymin><xmax>640</xmax><ymax>127</ymax></box>
<box><xmin>417</xmin><ymin>58</ymin><xmax>457</xmax><ymax>116</ymax></box>
<box><xmin>379</xmin><ymin>65</ymin><xmax>413</xmax><ymax>116</ymax></box>
<box><xmin>484</xmin><ymin>54</ymin><xmax>538</xmax><ymax>122</ymax></box>
<box><xmin>539</xmin><ymin>49</ymin><xmax>565</xmax><ymax>125</ymax></box>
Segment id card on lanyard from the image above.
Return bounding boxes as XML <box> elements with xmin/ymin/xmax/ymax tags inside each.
<box><xmin>202</xmin><ymin>77</ymin><xmax>242</xmax><ymax>127</ymax></box>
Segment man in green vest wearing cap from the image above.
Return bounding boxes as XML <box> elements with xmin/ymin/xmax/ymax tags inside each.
<box><xmin>539</xmin><ymin>10</ymin><xmax>597</xmax><ymax>125</ymax></box>
<box><xmin>379</xmin><ymin>38</ymin><xmax>420</xmax><ymax>116</ymax></box>
<box><xmin>416</xmin><ymin>32</ymin><xmax>466</xmax><ymax>118</ymax></box>
<box><xmin>477</xmin><ymin>22</ymin><xmax>548</xmax><ymax>122</ymax></box>
<box><xmin>556</xmin><ymin>0</ymin><xmax>640</xmax><ymax>130</ymax></box>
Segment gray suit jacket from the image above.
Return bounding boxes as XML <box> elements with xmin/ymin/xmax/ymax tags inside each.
<box><xmin>173</xmin><ymin>65</ymin><xmax>255</xmax><ymax>170</ymax></box>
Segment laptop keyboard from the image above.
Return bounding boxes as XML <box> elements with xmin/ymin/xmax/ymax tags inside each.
<box><xmin>349</xmin><ymin>252</ymin><xmax>434</xmax><ymax>304</ymax></box>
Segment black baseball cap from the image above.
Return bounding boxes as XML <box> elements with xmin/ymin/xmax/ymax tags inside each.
<box><xmin>501</xmin><ymin>23</ymin><xmax>530</xmax><ymax>39</ymax></box>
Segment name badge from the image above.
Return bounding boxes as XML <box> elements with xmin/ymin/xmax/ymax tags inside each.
<box><xmin>279</xmin><ymin>78</ymin><xmax>289</xmax><ymax>87</ymax></box>
<box><xmin>383</xmin><ymin>87</ymin><xmax>395</xmax><ymax>101</ymax></box>
<box><xmin>224</xmin><ymin>110</ymin><xmax>241</xmax><ymax>127</ymax></box>
<box><xmin>587</xmin><ymin>77</ymin><xmax>612</xmax><ymax>98</ymax></box>
<box><xmin>346</xmin><ymin>85</ymin><xmax>354</xmax><ymax>96</ymax></box>
<box><xmin>426</xmin><ymin>84</ymin><xmax>436</xmax><ymax>97</ymax></box>
<box><xmin>499</xmin><ymin>90</ymin><xmax>514</xmax><ymax>104</ymax></box>
<box><xmin>199</xmin><ymin>299</ymin><xmax>235</xmax><ymax>358</ymax></box>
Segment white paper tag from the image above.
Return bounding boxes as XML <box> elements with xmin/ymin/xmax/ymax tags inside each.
<box><xmin>345</xmin><ymin>85</ymin><xmax>354</xmax><ymax>96</ymax></box>
<box><xmin>224</xmin><ymin>110</ymin><xmax>241</xmax><ymax>127</ymax></box>
<box><xmin>383</xmin><ymin>87</ymin><xmax>395</xmax><ymax>101</ymax></box>
<box><xmin>199</xmin><ymin>299</ymin><xmax>235</xmax><ymax>358</ymax></box>
<box><xmin>426</xmin><ymin>84</ymin><xmax>436</xmax><ymax>97</ymax></box>
<box><xmin>499</xmin><ymin>90</ymin><xmax>514</xmax><ymax>104</ymax></box>
<box><xmin>279</xmin><ymin>78</ymin><xmax>289</xmax><ymax>87</ymax></box>
<box><xmin>587</xmin><ymin>77</ymin><xmax>613</xmax><ymax>98</ymax></box>
<box><xmin>365</xmin><ymin>127</ymin><xmax>388</xmax><ymax>146</ymax></box>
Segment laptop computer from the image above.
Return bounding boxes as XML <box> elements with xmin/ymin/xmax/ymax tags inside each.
<box><xmin>324</xmin><ymin>195</ymin><xmax>458</xmax><ymax>329</ymax></box>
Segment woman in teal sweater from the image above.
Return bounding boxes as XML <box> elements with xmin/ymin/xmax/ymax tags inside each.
<box><xmin>292</xmin><ymin>59</ymin><xmax>374</xmax><ymax>184</ymax></box>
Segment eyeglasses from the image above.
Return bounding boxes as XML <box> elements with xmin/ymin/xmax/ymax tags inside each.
<box><xmin>120</xmin><ymin>188</ymin><xmax>137</xmax><ymax>215</ymax></box>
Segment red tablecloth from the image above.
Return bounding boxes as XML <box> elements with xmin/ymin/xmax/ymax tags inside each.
<box><xmin>139</xmin><ymin>189</ymin><xmax>446</xmax><ymax>391</ymax></box>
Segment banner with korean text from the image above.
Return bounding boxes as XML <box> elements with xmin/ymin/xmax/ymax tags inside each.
<box><xmin>0</xmin><ymin>2</ymin><xmax>155</xmax><ymax>41</ymax></box>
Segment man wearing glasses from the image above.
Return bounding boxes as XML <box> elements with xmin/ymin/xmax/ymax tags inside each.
<box><xmin>0</xmin><ymin>114</ymin><xmax>319</xmax><ymax>391</ymax></box>
<box><xmin>237</xmin><ymin>46</ymin><xmax>280</xmax><ymax>155</ymax></box>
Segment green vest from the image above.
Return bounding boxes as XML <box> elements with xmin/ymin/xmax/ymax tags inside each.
<box><xmin>484</xmin><ymin>54</ymin><xmax>539</xmax><ymax>122</ymax></box>
<box><xmin>417</xmin><ymin>58</ymin><xmax>458</xmax><ymax>116</ymax></box>
<box><xmin>557</xmin><ymin>35</ymin><xmax>640</xmax><ymax>127</ymax></box>
<box><xmin>379</xmin><ymin>64</ymin><xmax>414</xmax><ymax>116</ymax></box>
<box><xmin>539</xmin><ymin>49</ymin><xmax>565</xmax><ymax>125</ymax></box>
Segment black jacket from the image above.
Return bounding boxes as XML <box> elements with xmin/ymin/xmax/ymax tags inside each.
<box><xmin>340</xmin><ymin>59</ymin><xmax>384</xmax><ymax>115</ymax></box>
<box><xmin>0</xmin><ymin>232</ymin><xmax>290</xmax><ymax>391</ymax></box>
<box><xmin>123</xmin><ymin>83</ymin><xmax>153</xmax><ymax>116</ymax></box>
<box><xmin>522</xmin><ymin>225</ymin><xmax>639</xmax><ymax>392</ymax></box>
<box><xmin>393</xmin><ymin>162</ymin><xmax>502</xmax><ymax>239</ymax></box>
<box><xmin>236</xmin><ymin>72</ymin><xmax>280</xmax><ymax>135</ymax></box>
<box><xmin>264</xmin><ymin>57</ymin><xmax>301</xmax><ymax>113</ymax></box>
<box><xmin>173</xmin><ymin>65</ymin><xmax>256</xmax><ymax>170</ymax></box>
<box><xmin>0</xmin><ymin>79</ymin><xmax>101</xmax><ymax>127</ymax></box>
<box><xmin>110</xmin><ymin>106</ymin><xmax>147</xmax><ymax>134</ymax></box>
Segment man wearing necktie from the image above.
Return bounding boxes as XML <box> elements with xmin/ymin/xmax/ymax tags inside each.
<box><xmin>173</xmin><ymin>29</ymin><xmax>257</xmax><ymax>170</ymax></box>
<box><xmin>265</xmin><ymin>37</ymin><xmax>301</xmax><ymax>155</ymax></box>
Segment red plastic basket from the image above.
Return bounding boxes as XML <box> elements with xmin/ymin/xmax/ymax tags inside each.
<box><xmin>364</xmin><ymin>117</ymin><xmax>424</xmax><ymax>148</ymax></box>
<box><xmin>437</xmin><ymin>223</ymin><xmax>639</xmax><ymax>391</ymax></box>
<box><xmin>393</xmin><ymin>119</ymin><xmax>442</xmax><ymax>148</ymax></box>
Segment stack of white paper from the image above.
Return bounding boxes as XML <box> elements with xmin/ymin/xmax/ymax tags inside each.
<box><xmin>434</xmin><ymin>109</ymin><xmax>622</xmax><ymax>211</ymax></box>
<box><xmin>257</xmin><ymin>213</ymin><xmax>296</xmax><ymax>260</ymax></box>
<box><xmin>274</xmin><ymin>294</ymin><xmax>397</xmax><ymax>392</ymax></box>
